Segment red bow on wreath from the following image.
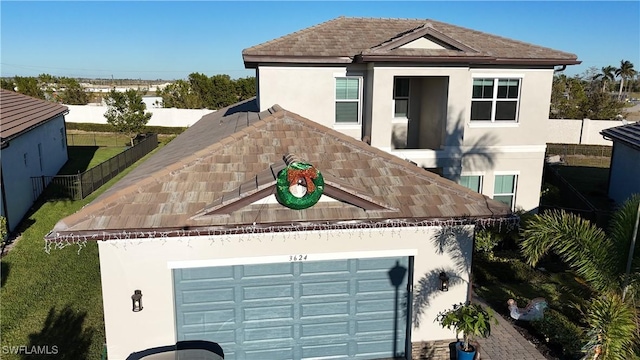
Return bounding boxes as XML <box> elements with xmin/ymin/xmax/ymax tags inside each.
<box><xmin>287</xmin><ymin>168</ymin><xmax>318</xmax><ymax>193</ymax></box>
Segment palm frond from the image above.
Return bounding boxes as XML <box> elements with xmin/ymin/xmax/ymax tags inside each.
<box><xmin>607</xmin><ymin>194</ymin><xmax>640</xmax><ymax>275</ymax></box>
<box><xmin>521</xmin><ymin>210</ymin><xmax>617</xmax><ymax>292</ymax></box>
<box><xmin>582</xmin><ymin>293</ymin><xmax>639</xmax><ymax>360</ymax></box>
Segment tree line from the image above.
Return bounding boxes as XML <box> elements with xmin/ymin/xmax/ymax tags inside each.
<box><xmin>1</xmin><ymin>74</ymin><xmax>90</xmax><ymax>105</ymax></box>
<box><xmin>1</xmin><ymin>72</ymin><xmax>257</xmax><ymax>110</ymax></box>
<box><xmin>156</xmin><ymin>73</ymin><xmax>256</xmax><ymax>109</ymax></box>
<box><xmin>551</xmin><ymin>59</ymin><xmax>637</xmax><ymax>120</ymax></box>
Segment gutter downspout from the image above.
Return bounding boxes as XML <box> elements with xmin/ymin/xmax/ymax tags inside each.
<box><xmin>554</xmin><ymin>65</ymin><xmax>567</xmax><ymax>73</ymax></box>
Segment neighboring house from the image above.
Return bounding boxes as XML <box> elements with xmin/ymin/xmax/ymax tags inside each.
<box><xmin>601</xmin><ymin>122</ymin><xmax>640</xmax><ymax>204</ymax></box>
<box><xmin>242</xmin><ymin>16</ymin><xmax>581</xmax><ymax>212</ymax></box>
<box><xmin>0</xmin><ymin>89</ymin><xmax>69</xmax><ymax>232</ymax></box>
<box><xmin>46</xmin><ymin>100</ymin><xmax>512</xmax><ymax>360</ymax></box>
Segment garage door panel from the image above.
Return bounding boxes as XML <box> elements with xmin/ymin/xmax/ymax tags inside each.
<box><xmin>174</xmin><ymin>256</ymin><xmax>408</xmax><ymax>360</ymax></box>
<box><xmin>180</xmin><ymin>287</ymin><xmax>235</xmax><ymax>304</ymax></box>
<box><xmin>242</xmin><ymin>262</ymin><xmax>295</xmax><ymax>277</ymax></box>
<box><xmin>301</xmin><ymin>301</ymin><xmax>350</xmax><ymax>318</ymax></box>
<box><xmin>300</xmin><ymin>321</ymin><xmax>350</xmax><ymax>338</ymax></box>
<box><xmin>243</xmin><ymin>304</ymin><xmax>293</xmax><ymax>321</ymax></box>
<box><xmin>300</xmin><ymin>280</ymin><xmax>350</xmax><ymax>296</ymax></box>
<box><xmin>242</xmin><ymin>284</ymin><xmax>293</xmax><ymax>300</ymax></box>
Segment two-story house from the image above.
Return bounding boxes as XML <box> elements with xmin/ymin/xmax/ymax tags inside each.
<box><xmin>243</xmin><ymin>16</ymin><xmax>580</xmax><ymax>211</ymax></box>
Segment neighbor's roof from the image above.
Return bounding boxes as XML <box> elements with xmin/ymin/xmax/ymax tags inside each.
<box><xmin>601</xmin><ymin>122</ymin><xmax>640</xmax><ymax>151</ymax></box>
<box><xmin>47</xmin><ymin>99</ymin><xmax>511</xmax><ymax>241</ymax></box>
<box><xmin>243</xmin><ymin>17</ymin><xmax>580</xmax><ymax>67</ymax></box>
<box><xmin>0</xmin><ymin>89</ymin><xmax>69</xmax><ymax>143</ymax></box>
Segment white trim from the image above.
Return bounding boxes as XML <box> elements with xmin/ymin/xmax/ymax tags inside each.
<box><xmin>460</xmin><ymin>171</ymin><xmax>486</xmax><ymax>176</ymax></box>
<box><xmin>167</xmin><ymin>249</ymin><xmax>418</xmax><ymax>269</ymax></box>
<box><xmin>468</xmin><ymin>122</ymin><xmax>519</xmax><ymax>128</ymax></box>
<box><xmin>332</xmin><ymin>124</ymin><xmax>362</xmax><ymax>130</ymax></box>
<box><xmin>391</xmin><ymin>117</ymin><xmax>409</xmax><ymax>125</ymax></box>
<box><xmin>333</xmin><ymin>71</ymin><xmax>347</xmax><ymax>78</ymax></box>
<box><xmin>493</xmin><ymin>170</ymin><xmax>521</xmax><ymax>175</ymax></box>
<box><xmin>471</xmin><ymin>73</ymin><xmax>526</xmax><ymax>79</ymax></box>
<box><xmin>334</xmin><ymin>76</ymin><xmax>363</xmax><ymax>124</ymax></box>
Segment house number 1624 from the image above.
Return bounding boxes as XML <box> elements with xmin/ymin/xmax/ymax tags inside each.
<box><xmin>289</xmin><ymin>254</ymin><xmax>308</xmax><ymax>261</ymax></box>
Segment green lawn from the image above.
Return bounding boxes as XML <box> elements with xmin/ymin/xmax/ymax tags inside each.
<box><xmin>59</xmin><ymin>146</ymin><xmax>126</xmax><ymax>175</ymax></box>
<box><xmin>0</xmin><ymin>144</ymin><xmax>166</xmax><ymax>360</ymax></box>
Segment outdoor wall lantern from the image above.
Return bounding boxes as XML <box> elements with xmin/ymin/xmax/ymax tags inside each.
<box><xmin>132</xmin><ymin>290</ymin><xmax>143</xmax><ymax>312</ymax></box>
<box><xmin>439</xmin><ymin>272</ymin><xmax>450</xmax><ymax>292</ymax></box>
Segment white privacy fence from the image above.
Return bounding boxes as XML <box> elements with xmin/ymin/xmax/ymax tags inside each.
<box><xmin>547</xmin><ymin>118</ymin><xmax>633</xmax><ymax>145</ymax></box>
<box><xmin>65</xmin><ymin>105</ymin><xmax>215</xmax><ymax>128</ymax></box>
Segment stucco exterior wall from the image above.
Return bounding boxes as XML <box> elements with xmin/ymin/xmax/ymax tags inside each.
<box><xmin>64</xmin><ymin>105</ymin><xmax>214</xmax><ymax>128</ymax></box>
<box><xmin>608</xmin><ymin>142</ymin><xmax>640</xmax><ymax>204</ymax></box>
<box><xmin>0</xmin><ymin>115</ymin><xmax>68</xmax><ymax>231</ymax></box>
<box><xmin>257</xmin><ymin>65</ymin><xmax>368</xmax><ymax>140</ymax></box>
<box><xmin>98</xmin><ymin>225</ymin><xmax>474</xmax><ymax>360</ymax></box>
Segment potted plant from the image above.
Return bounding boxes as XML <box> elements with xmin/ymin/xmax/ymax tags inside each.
<box><xmin>436</xmin><ymin>301</ymin><xmax>496</xmax><ymax>360</ymax></box>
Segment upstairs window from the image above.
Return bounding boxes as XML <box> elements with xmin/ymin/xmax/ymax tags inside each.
<box><xmin>394</xmin><ymin>78</ymin><xmax>410</xmax><ymax>118</ymax></box>
<box><xmin>335</xmin><ymin>77</ymin><xmax>361</xmax><ymax>124</ymax></box>
<box><xmin>471</xmin><ymin>78</ymin><xmax>520</xmax><ymax>122</ymax></box>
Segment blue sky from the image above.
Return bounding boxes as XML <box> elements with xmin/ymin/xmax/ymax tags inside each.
<box><xmin>1</xmin><ymin>1</ymin><xmax>638</xmax><ymax>80</ymax></box>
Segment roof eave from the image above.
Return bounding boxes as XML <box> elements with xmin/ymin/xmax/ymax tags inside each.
<box><xmin>357</xmin><ymin>54</ymin><xmax>581</xmax><ymax>66</ymax></box>
<box><xmin>44</xmin><ymin>214</ymin><xmax>517</xmax><ymax>242</ymax></box>
<box><xmin>243</xmin><ymin>55</ymin><xmax>354</xmax><ymax>68</ymax></box>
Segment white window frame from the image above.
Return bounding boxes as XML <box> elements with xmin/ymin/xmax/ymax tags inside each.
<box><xmin>493</xmin><ymin>173</ymin><xmax>518</xmax><ymax>210</ymax></box>
<box><xmin>334</xmin><ymin>76</ymin><xmax>362</xmax><ymax>124</ymax></box>
<box><xmin>459</xmin><ymin>174</ymin><xmax>484</xmax><ymax>194</ymax></box>
<box><xmin>470</xmin><ymin>76</ymin><xmax>522</xmax><ymax>123</ymax></box>
<box><xmin>393</xmin><ymin>77</ymin><xmax>410</xmax><ymax>119</ymax></box>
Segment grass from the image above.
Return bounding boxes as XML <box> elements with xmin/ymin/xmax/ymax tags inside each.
<box><xmin>0</xmin><ymin>142</ymin><xmax>167</xmax><ymax>360</ymax></box>
<box><xmin>59</xmin><ymin>146</ymin><xmax>125</xmax><ymax>175</ymax></box>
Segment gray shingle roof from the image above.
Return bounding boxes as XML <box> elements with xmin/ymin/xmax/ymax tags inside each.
<box><xmin>601</xmin><ymin>122</ymin><xmax>640</xmax><ymax>150</ymax></box>
<box><xmin>242</xmin><ymin>17</ymin><xmax>579</xmax><ymax>66</ymax></box>
<box><xmin>47</xmin><ymin>100</ymin><xmax>511</xmax><ymax>241</ymax></box>
<box><xmin>0</xmin><ymin>89</ymin><xmax>68</xmax><ymax>143</ymax></box>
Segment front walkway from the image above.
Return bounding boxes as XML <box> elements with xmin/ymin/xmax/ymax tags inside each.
<box><xmin>412</xmin><ymin>296</ymin><xmax>547</xmax><ymax>360</ymax></box>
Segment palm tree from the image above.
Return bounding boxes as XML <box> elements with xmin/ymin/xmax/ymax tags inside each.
<box><xmin>615</xmin><ymin>60</ymin><xmax>636</xmax><ymax>100</ymax></box>
<box><xmin>593</xmin><ymin>66</ymin><xmax>616</xmax><ymax>93</ymax></box>
<box><xmin>520</xmin><ymin>195</ymin><xmax>640</xmax><ymax>360</ymax></box>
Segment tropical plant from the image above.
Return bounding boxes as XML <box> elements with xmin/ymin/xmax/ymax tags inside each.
<box><xmin>593</xmin><ymin>66</ymin><xmax>616</xmax><ymax>93</ymax></box>
<box><xmin>520</xmin><ymin>194</ymin><xmax>640</xmax><ymax>360</ymax></box>
<box><xmin>615</xmin><ymin>60</ymin><xmax>636</xmax><ymax>100</ymax></box>
<box><xmin>436</xmin><ymin>302</ymin><xmax>496</xmax><ymax>352</ymax></box>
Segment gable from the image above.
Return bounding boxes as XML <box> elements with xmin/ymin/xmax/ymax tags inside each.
<box><xmin>398</xmin><ymin>36</ymin><xmax>454</xmax><ymax>50</ymax></box>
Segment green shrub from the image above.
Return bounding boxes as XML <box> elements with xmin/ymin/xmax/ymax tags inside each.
<box><xmin>66</xmin><ymin>122</ymin><xmax>186</xmax><ymax>135</ymax></box>
<box><xmin>529</xmin><ymin>309</ymin><xmax>584</xmax><ymax>359</ymax></box>
<box><xmin>475</xmin><ymin>229</ymin><xmax>501</xmax><ymax>256</ymax></box>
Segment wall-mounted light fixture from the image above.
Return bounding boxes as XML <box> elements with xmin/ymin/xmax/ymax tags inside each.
<box><xmin>132</xmin><ymin>290</ymin><xmax>143</xmax><ymax>312</ymax></box>
<box><xmin>439</xmin><ymin>272</ymin><xmax>450</xmax><ymax>292</ymax></box>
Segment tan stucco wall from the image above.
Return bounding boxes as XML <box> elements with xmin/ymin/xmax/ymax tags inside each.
<box><xmin>98</xmin><ymin>225</ymin><xmax>474</xmax><ymax>359</ymax></box>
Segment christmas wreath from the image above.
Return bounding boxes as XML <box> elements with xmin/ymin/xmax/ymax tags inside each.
<box><xmin>276</xmin><ymin>162</ymin><xmax>324</xmax><ymax>210</ymax></box>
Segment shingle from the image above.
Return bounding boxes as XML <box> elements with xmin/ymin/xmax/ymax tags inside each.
<box><xmin>0</xmin><ymin>90</ymin><xmax>69</xmax><ymax>141</ymax></box>
<box><xmin>49</xmin><ymin>100</ymin><xmax>512</xmax><ymax>238</ymax></box>
<box><xmin>242</xmin><ymin>17</ymin><xmax>578</xmax><ymax>64</ymax></box>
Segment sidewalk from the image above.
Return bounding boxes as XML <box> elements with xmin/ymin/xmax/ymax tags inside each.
<box><xmin>412</xmin><ymin>296</ymin><xmax>547</xmax><ymax>360</ymax></box>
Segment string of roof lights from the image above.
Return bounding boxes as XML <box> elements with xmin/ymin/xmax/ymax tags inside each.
<box><xmin>44</xmin><ymin>216</ymin><xmax>518</xmax><ymax>254</ymax></box>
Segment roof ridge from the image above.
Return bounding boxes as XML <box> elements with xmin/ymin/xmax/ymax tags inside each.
<box><xmin>242</xmin><ymin>16</ymin><xmax>343</xmax><ymax>54</ymax></box>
